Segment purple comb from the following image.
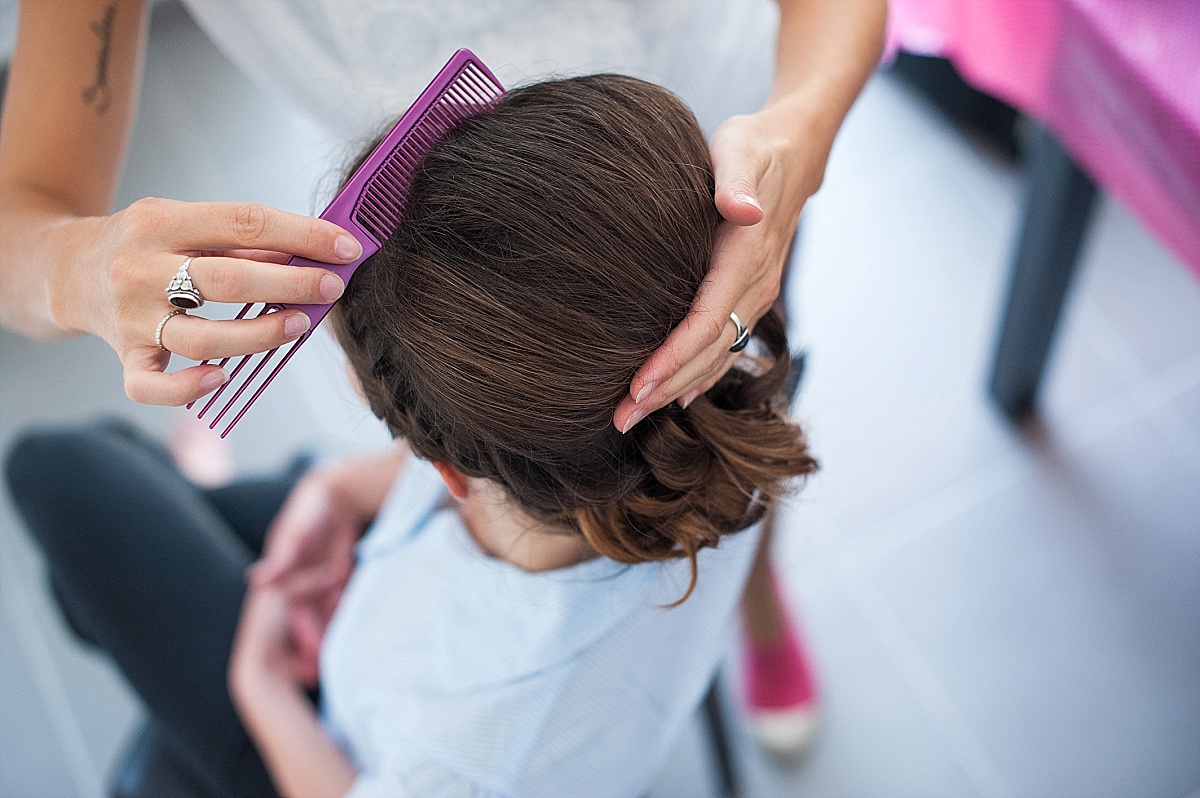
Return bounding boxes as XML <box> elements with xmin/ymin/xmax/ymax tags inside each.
<box><xmin>190</xmin><ymin>49</ymin><xmax>505</xmax><ymax>436</ymax></box>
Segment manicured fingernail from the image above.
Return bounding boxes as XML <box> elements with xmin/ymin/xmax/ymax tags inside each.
<box><xmin>680</xmin><ymin>390</ymin><xmax>701</xmax><ymax>409</ymax></box>
<box><xmin>320</xmin><ymin>273</ymin><xmax>345</xmax><ymax>301</ymax></box>
<box><xmin>334</xmin><ymin>234</ymin><xmax>362</xmax><ymax>261</ymax></box>
<box><xmin>285</xmin><ymin>313</ymin><xmax>311</xmax><ymax>338</ymax></box>
<box><xmin>201</xmin><ymin>369</ymin><xmax>228</xmax><ymax>391</ymax></box>
<box><xmin>734</xmin><ymin>192</ymin><xmax>762</xmax><ymax>211</ymax></box>
<box><xmin>621</xmin><ymin>407</ymin><xmax>647</xmax><ymax>434</ymax></box>
<box><xmin>634</xmin><ymin>381</ymin><xmax>657</xmax><ymax>404</ymax></box>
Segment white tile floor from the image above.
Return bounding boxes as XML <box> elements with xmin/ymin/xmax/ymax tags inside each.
<box><xmin>2</xmin><ymin>3</ymin><xmax>1198</xmax><ymax>797</ymax></box>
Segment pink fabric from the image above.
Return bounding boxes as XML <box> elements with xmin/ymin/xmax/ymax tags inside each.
<box><xmin>886</xmin><ymin>0</ymin><xmax>1064</xmax><ymax>112</ymax></box>
<box><xmin>886</xmin><ymin>0</ymin><xmax>1200</xmax><ymax>280</ymax></box>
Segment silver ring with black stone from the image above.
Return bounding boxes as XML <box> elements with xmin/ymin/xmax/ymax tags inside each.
<box><xmin>166</xmin><ymin>257</ymin><xmax>205</xmax><ymax>309</ymax></box>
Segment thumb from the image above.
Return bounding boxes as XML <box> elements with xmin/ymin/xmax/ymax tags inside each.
<box><xmin>248</xmin><ymin>528</ymin><xmax>313</xmax><ymax>586</ymax></box>
<box><xmin>712</xmin><ymin>150</ymin><xmax>766</xmax><ymax>227</ymax></box>
<box><xmin>246</xmin><ymin>558</ymin><xmax>282</xmax><ymax>587</ymax></box>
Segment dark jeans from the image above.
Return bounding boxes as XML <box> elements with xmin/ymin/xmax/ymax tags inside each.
<box><xmin>4</xmin><ymin>419</ymin><xmax>309</xmax><ymax>798</ymax></box>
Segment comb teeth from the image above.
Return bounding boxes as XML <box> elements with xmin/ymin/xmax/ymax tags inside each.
<box><xmin>187</xmin><ymin>304</ymin><xmax>311</xmax><ymax>438</ymax></box>
<box><xmin>354</xmin><ymin>62</ymin><xmax>504</xmax><ymax>244</ymax></box>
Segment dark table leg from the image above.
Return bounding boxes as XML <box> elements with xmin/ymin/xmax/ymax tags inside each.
<box><xmin>988</xmin><ymin>126</ymin><xmax>1098</xmax><ymax>417</ymax></box>
<box><xmin>703</xmin><ymin>679</ymin><xmax>740</xmax><ymax>798</ymax></box>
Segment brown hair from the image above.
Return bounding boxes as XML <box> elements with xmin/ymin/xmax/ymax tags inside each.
<box><xmin>334</xmin><ymin>75</ymin><xmax>816</xmax><ymax>600</ymax></box>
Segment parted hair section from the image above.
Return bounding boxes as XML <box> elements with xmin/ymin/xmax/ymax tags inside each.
<box><xmin>333</xmin><ymin>74</ymin><xmax>816</xmax><ymax>599</ymax></box>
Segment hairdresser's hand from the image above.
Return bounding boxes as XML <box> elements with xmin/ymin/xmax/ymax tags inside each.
<box><xmin>50</xmin><ymin>199</ymin><xmax>362</xmax><ymax>405</ymax></box>
<box><xmin>614</xmin><ymin>0</ymin><xmax>885</xmax><ymax>432</ymax></box>
<box><xmin>613</xmin><ymin>103</ymin><xmax>827</xmax><ymax>431</ymax></box>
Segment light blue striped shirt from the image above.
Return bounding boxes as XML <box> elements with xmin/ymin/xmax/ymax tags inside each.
<box><xmin>321</xmin><ymin>458</ymin><xmax>761</xmax><ymax>798</ymax></box>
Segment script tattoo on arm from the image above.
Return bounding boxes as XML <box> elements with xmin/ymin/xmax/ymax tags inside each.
<box><xmin>81</xmin><ymin>3</ymin><xmax>117</xmax><ymax>115</ymax></box>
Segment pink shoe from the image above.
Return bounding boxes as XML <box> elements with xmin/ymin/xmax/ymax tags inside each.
<box><xmin>741</xmin><ymin>575</ymin><xmax>820</xmax><ymax>758</ymax></box>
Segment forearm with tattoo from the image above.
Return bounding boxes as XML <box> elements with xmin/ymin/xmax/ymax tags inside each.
<box><xmin>81</xmin><ymin>3</ymin><xmax>116</xmax><ymax>115</ymax></box>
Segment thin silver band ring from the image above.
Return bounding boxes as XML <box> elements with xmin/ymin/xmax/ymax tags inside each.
<box><xmin>156</xmin><ymin>309</ymin><xmax>186</xmax><ymax>351</ymax></box>
<box><xmin>728</xmin><ymin>311</ymin><xmax>751</xmax><ymax>353</ymax></box>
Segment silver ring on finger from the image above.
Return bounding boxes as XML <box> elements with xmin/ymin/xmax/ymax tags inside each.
<box><xmin>728</xmin><ymin>311</ymin><xmax>751</xmax><ymax>353</ymax></box>
<box><xmin>167</xmin><ymin>257</ymin><xmax>206</xmax><ymax>309</ymax></box>
<box><xmin>156</xmin><ymin>309</ymin><xmax>186</xmax><ymax>352</ymax></box>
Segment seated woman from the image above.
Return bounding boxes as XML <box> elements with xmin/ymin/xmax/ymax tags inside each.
<box><xmin>6</xmin><ymin>74</ymin><xmax>816</xmax><ymax>798</ymax></box>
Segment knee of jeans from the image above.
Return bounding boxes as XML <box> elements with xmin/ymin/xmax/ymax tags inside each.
<box><xmin>7</xmin><ymin>428</ymin><xmax>70</xmax><ymax>505</ymax></box>
<box><xmin>4</xmin><ymin>423</ymin><xmax>114</xmax><ymax>515</ymax></box>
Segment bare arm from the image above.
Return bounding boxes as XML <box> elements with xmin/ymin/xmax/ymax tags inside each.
<box><xmin>615</xmin><ymin>0</ymin><xmax>887</xmax><ymax>430</ymax></box>
<box><xmin>768</xmin><ymin>0</ymin><xmax>888</xmax><ymax>123</ymax></box>
<box><xmin>233</xmin><ymin>667</ymin><xmax>356</xmax><ymax>798</ymax></box>
<box><xmin>0</xmin><ymin>0</ymin><xmax>362</xmax><ymax>404</ymax></box>
<box><xmin>228</xmin><ymin>446</ymin><xmax>410</xmax><ymax>793</ymax></box>
<box><xmin>0</xmin><ymin>0</ymin><xmax>147</xmax><ymax>337</ymax></box>
<box><xmin>230</xmin><ymin>586</ymin><xmax>356</xmax><ymax>798</ymax></box>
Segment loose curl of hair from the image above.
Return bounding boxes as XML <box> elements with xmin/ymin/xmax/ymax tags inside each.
<box><xmin>333</xmin><ymin>75</ymin><xmax>816</xmax><ymax>602</ymax></box>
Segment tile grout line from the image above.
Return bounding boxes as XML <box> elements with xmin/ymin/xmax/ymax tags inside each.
<box><xmin>1074</xmin><ymin>295</ymin><xmax>1200</xmax><ymax>476</ymax></box>
<box><xmin>0</xmin><ymin>526</ymin><xmax>103</xmax><ymax>798</ymax></box>
<box><xmin>795</xmin><ymin>339</ymin><xmax>1200</xmax><ymax>590</ymax></box>
<box><xmin>782</xmin><ymin>305</ymin><xmax>1200</xmax><ymax>796</ymax></box>
<box><xmin>843</xmin><ymin>575</ymin><xmax>1016</xmax><ymax>798</ymax></box>
<box><xmin>1123</xmin><ymin>349</ymin><xmax>1200</xmax><ymax>480</ymax></box>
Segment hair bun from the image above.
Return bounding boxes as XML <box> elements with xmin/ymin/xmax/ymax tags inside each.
<box><xmin>572</xmin><ymin>311</ymin><xmax>815</xmax><ymax>603</ymax></box>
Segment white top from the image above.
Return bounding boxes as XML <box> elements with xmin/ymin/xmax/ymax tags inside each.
<box><xmin>179</xmin><ymin>0</ymin><xmax>778</xmax><ymax>139</ymax></box>
<box><xmin>320</xmin><ymin>458</ymin><xmax>762</xmax><ymax>798</ymax></box>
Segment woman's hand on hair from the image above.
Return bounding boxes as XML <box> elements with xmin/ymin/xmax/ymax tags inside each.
<box><xmin>48</xmin><ymin>199</ymin><xmax>362</xmax><ymax>406</ymax></box>
<box><xmin>614</xmin><ymin>103</ymin><xmax>825</xmax><ymax>432</ymax></box>
<box><xmin>613</xmin><ymin>0</ymin><xmax>885</xmax><ymax>432</ymax></box>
